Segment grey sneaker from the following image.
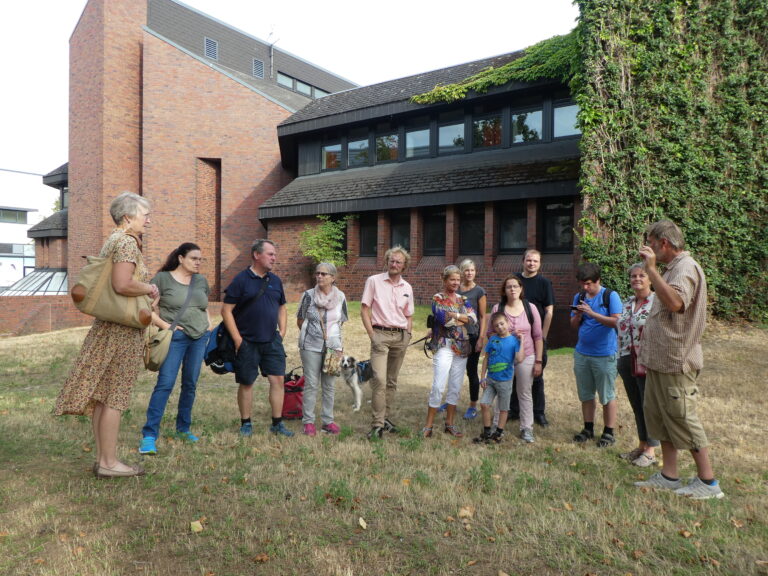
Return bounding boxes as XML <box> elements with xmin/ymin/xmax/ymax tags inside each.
<box><xmin>634</xmin><ymin>471</ymin><xmax>682</xmax><ymax>491</ymax></box>
<box><xmin>675</xmin><ymin>477</ymin><xmax>725</xmax><ymax>500</ymax></box>
<box><xmin>520</xmin><ymin>428</ymin><xmax>535</xmax><ymax>443</ymax></box>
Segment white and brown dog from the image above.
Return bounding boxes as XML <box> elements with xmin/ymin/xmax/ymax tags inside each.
<box><xmin>340</xmin><ymin>355</ymin><xmax>371</xmax><ymax>412</ymax></box>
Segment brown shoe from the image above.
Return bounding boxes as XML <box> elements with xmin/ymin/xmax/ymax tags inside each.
<box><xmin>444</xmin><ymin>425</ymin><xmax>464</xmax><ymax>438</ymax></box>
<box><xmin>95</xmin><ymin>464</ymin><xmax>146</xmax><ymax>479</ymax></box>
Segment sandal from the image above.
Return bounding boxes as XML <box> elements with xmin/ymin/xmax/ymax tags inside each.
<box><xmin>444</xmin><ymin>425</ymin><xmax>464</xmax><ymax>438</ymax></box>
<box><xmin>421</xmin><ymin>427</ymin><xmax>433</xmax><ymax>438</ymax></box>
<box><xmin>632</xmin><ymin>453</ymin><xmax>657</xmax><ymax>467</ymax></box>
<box><xmin>573</xmin><ymin>429</ymin><xmax>594</xmax><ymax>443</ymax></box>
<box><xmin>597</xmin><ymin>432</ymin><xmax>616</xmax><ymax>448</ymax></box>
<box><xmin>619</xmin><ymin>447</ymin><xmax>644</xmax><ymax>461</ymax></box>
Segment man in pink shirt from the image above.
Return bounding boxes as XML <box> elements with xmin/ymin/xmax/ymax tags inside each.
<box><xmin>361</xmin><ymin>246</ymin><xmax>414</xmax><ymax>440</ymax></box>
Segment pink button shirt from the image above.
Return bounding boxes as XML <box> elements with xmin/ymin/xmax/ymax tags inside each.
<box><xmin>361</xmin><ymin>272</ymin><xmax>414</xmax><ymax>329</ymax></box>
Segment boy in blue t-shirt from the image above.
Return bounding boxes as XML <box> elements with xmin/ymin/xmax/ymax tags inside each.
<box><xmin>473</xmin><ymin>312</ymin><xmax>524</xmax><ymax>444</ymax></box>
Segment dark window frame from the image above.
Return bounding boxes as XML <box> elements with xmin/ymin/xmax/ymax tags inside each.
<box><xmin>496</xmin><ymin>201</ymin><xmax>528</xmax><ymax>254</ymax></box>
<box><xmin>458</xmin><ymin>203</ymin><xmax>485</xmax><ymax>255</ymax></box>
<box><xmin>540</xmin><ymin>196</ymin><xmax>575</xmax><ymax>253</ymax></box>
<box><xmin>358</xmin><ymin>212</ymin><xmax>377</xmax><ymax>257</ymax></box>
<box><xmin>422</xmin><ymin>208</ymin><xmax>446</xmax><ymax>256</ymax></box>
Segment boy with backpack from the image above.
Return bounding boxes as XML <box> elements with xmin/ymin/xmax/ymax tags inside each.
<box><xmin>570</xmin><ymin>262</ymin><xmax>622</xmax><ymax>448</ymax></box>
<box><xmin>473</xmin><ymin>312</ymin><xmax>525</xmax><ymax>444</ymax></box>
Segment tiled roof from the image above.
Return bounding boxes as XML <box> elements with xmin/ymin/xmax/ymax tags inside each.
<box><xmin>260</xmin><ymin>141</ymin><xmax>579</xmax><ymax>219</ymax></box>
<box><xmin>43</xmin><ymin>163</ymin><xmax>68</xmax><ymax>178</ymax></box>
<box><xmin>279</xmin><ymin>51</ymin><xmax>528</xmax><ymax>129</ymax></box>
<box><xmin>27</xmin><ymin>209</ymin><xmax>68</xmax><ymax>238</ymax></box>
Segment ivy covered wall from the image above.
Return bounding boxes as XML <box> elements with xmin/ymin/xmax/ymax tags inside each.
<box><xmin>414</xmin><ymin>0</ymin><xmax>767</xmax><ymax>322</ymax></box>
<box><xmin>576</xmin><ymin>0</ymin><xmax>767</xmax><ymax>321</ymax></box>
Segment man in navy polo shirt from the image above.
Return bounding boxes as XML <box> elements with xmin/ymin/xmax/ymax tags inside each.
<box><xmin>222</xmin><ymin>239</ymin><xmax>293</xmax><ymax>437</ymax></box>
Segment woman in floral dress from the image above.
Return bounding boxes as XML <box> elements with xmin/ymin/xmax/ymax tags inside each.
<box><xmin>55</xmin><ymin>192</ymin><xmax>159</xmax><ymax>478</ymax></box>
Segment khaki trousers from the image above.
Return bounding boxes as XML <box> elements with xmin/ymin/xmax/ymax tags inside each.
<box><xmin>369</xmin><ymin>329</ymin><xmax>411</xmax><ymax>427</ymax></box>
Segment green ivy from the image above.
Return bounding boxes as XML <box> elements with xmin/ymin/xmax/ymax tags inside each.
<box><xmin>298</xmin><ymin>215</ymin><xmax>351</xmax><ymax>268</ymax></box>
<box><xmin>413</xmin><ymin>1</ymin><xmax>767</xmax><ymax>322</ymax></box>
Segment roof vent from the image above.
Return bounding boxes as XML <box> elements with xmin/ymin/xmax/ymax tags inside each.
<box><xmin>253</xmin><ymin>59</ymin><xmax>264</xmax><ymax>79</ymax></box>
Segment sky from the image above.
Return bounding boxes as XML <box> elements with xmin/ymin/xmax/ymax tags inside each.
<box><xmin>0</xmin><ymin>0</ymin><xmax>579</xmax><ymax>221</ymax></box>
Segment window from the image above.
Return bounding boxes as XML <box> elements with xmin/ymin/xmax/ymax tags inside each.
<box><xmin>347</xmin><ymin>127</ymin><xmax>369</xmax><ymax>168</ymax></box>
<box><xmin>458</xmin><ymin>204</ymin><xmax>484</xmax><ymax>254</ymax></box>
<box><xmin>321</xmin><ymin>143</ymin><xmax>341</xmax><ymax>170</ymax></box>
<box><xmin>472</xmin><ymin>110</ymin><xmax>502</xmax><ymax>149</ymax></box>
<box><xmin>204</xmin><ymin>37</ymin><xmax>218</xmax><ymax>60</ymax></box>
<box><xmin>375</xmin><ymin>133</ymin><xmax>399</xmax><ymax>163</ymax></box>
<box><xmin>314</xmin><ymin>87</ymin><xmax>329</xmax><ymax>98</ymax></box>
<box><xmin>438</xmin><ymin>109</ymin><xmax>465</xmax><ymax>155</ymax></box>
<box><xmin>0</xmin><ymin>209</ymin><xmax>28</xmax><ymax>224</ymax></box>
<box><xmin>252</xmin><ymin>59</ymin><xmax>264</xmax><ymax>79</ymax></box>
<box><xmin>541</xmin><ymin>197</ymin><xmax>574</xmax><ymax>252</ymax></box>
<box><xmin>277</xmin><ymin>72</ymin><xmax>293</xmax><ymax>89</ymax></box>
<box><xmin>359</xmin><ymin>212</ymin><xmax>377</xmax><ymax>257</ymax></box>
<box><xmin>405</xmin><ymin>128</ymin><xmax>430</xmax><ymax>159</ymax></box>
<box><xmin>390</xmin><ymin>211</ymin><xmax>410</xmax><ymax>250</ymax></box>
<box><xmin>554</xmin><ymin>104</ymin><xmax>580</xmax><ymax>137</ymax></box>
<box><xmin>61</xmin><ymin>187</ymin><xmax>69</xmax><ymax>209</ymax></box>
<box><xmin>512</xmin><ymin>110</ymin><xmax>543</xmax><ymax>143</ymax></box>
<box><xmin>497</xmin><ymin>202</ymin><xmax>527</xmax><ymax>253</ymax></box>
<box><xmin>296</xmin><ymin>80</ymin><xmax>312</xmax><ymax>96</ymax></box>
<box><xmin>423</xmin><ymin>208</ymin><xmax>446</xmax><ymax>256</ymax></box>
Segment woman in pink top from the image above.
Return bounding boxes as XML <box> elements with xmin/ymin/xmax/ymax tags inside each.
<box><xmin>487</xmin><ymin>275</ymin><xmax>543</xmax><ymax>443</ymax></box>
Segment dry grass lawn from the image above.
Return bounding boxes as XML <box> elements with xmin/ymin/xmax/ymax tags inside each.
<box><xmin>0</xmin><ymin>304</ymin><xmax>766</xmax><ymax>576</ymax></box>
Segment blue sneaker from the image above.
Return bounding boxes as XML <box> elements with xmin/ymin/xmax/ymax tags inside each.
<box><xmin>139</xmin><ymin>436</ymin><xmax>157</xmax><ymax>455</ymax></box>
<box><xmin>437</xmin><ymin>403</ymin><xmax>449</xmax><ymax>413</ymax></box>
<box><xmin>463</xmin><ymin>407</ymin><xmax>478</xmax><ymax>420</ymax></box>
<box><xmin>269</xmin><ymin>421</ymin><xmax>294</xmax><ymax>437</ymax></box>
<box><xmin>239</xmin><ymin>422</ymin><xmax>253</xmax><ymax>437</ymax></box>
<box><xmin>176</xmin><ymin>431</ymin><xmax>199</xmax><ymax>443</ymax></box>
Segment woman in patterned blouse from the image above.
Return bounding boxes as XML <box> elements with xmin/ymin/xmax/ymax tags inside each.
<box><xmin>421</xmin><ymin>265</ymin><xmax>477</xmax><ymax>438</ymax></box>
<box><xmin>616</xmin><ymin>263</ymin><xmax>658</xmax><ymax>467</ymax></box>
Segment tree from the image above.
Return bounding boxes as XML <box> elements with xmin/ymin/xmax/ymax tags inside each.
<box><xmin>298</xmin><ymin>215</ymin><xmax>351</xmax><ymax>268</ymax></box>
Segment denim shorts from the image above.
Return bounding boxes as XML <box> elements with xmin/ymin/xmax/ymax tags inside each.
<box><xmin>573</xmin><ymin>351</ymin><xmax>617</xmax><ymax>404</ymax></box>
<box><xmin>234</xmin><ymin>334</ymin><xmax>286</xmax><ymax>386</ymax></box>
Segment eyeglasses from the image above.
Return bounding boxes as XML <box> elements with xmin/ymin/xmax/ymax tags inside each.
<box><xmin>315</xmin><ymin>271</ymin><xmax>331</xmax><ymax>277</ymax></box>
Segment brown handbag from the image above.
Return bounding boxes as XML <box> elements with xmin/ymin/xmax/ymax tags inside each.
<box><xmin>71</xmin><ymin>232</ymin><xmax>152</xmax><ymax>328</ymax></box>
<box><xmin>630</xmin><ymin>325</ymin><xmax>646</xmax><ymax>377</ymax></box>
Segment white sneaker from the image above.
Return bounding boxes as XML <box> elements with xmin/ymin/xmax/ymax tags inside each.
<box><xmin>675</xmin><ymin>477</ymin><xmax>725</xmax><ymax>500</ymax></box>
<box><xmin>634</xmin><ymin>471</ymin><xmax>682</xmax><ymax>491</ymax></box>
<box><xmin>520</xmin><ymin>428</ymin><xmax>535</xmax><ymax>443</ymax></box>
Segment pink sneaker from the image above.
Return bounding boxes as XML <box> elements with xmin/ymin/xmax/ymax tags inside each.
<box><xmin>303</xmin><ymin>423</ymin><xmax>316</xmax><ymax>437</ymax></box>
<box><xmin>321</xmin><ymin>423</ymin><xmax>340</xmax><ymax>435</ymax></box>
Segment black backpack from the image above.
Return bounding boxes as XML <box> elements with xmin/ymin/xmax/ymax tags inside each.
<box><xmin>577</xmin><ymin>288</ymin><xmax>614</xmax><ymax>311</ymax></box>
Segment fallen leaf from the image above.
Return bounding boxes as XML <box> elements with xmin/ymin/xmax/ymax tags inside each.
<box><xmin>190</xmin><ymin>521</ymin><xmax>204</xmax><ymax>533</ymax></box>
<box><xmin>487</xmin><ymin>536</ymin><xmax>496</xmax><ymax>542</ymax></box>
<box><xmin>204</xmin><ymin>572</ymin><xmax>215</xmax><ymax>576</ymax></box>
<box><xmin>755</xmin><ymin>560</ymin><xmax>768</xmax><ymax>566</ymax></box>
<box><xmin>300</xmin><ymin>496</ymin><xmax>307</xmax><ymax>501</ymax></box>
<box><xmin>679</xmin><ymin>530</ymin><xmax>692</xmax><ymax>538</ymax></box>
<box><xmin>358</xmin><ymin>517</ymin><xmax>368</xmax><ymax>530</ymax></box>
<box><xmin>498</xmin><ymin>571</ymin><xmax>510</xmax><ymax>576</ymax></box>
<box><xmin>730</xmin><ymin>518</ymin><xmax>744</xmax><ymax>528</ymax></box>
<box><xmin>253</xmin><ymin>554</ymin><xmax>269</xmax><ymax>563</ymax></box>
<box><xmin>402</xmin><ymin>478</ymin><xmax>411</xmax><ymax>486</ymax></box>
<box><xmin>612</xmin><ymin>538</ymin><xmax>625</xmax><ymax>548</ymax></box>
<box><xmin>73</xmin><ymin>546</ymin><xmax>85</xmax><ymax>556</ymax></box>
<box><xmin>566</xmin><ymin>531</ymin><xmax>576</xmax><ymax>536</ymax></box>
<box><xmin>443</xmin><ymin>530</ymin><xmax>452</xmax><ymax>537</ymax></box>
<box><xmin>463</xmin><ymin>523</ymin><xmax>472</xmax><ymax>531</ymax></box>
<box><xmin>81</xmin><ymin>445</ymin><xmax>92</xmax><ymax>453</ymax></box>
<box><xmin>467</xmin><ymin>559</ymin><xmax>477</xmax><ymax>566</ymax></box>
<box><xmin>0</xmin><ymin>532</ymin><xmax>10</xmax><ymax>538</ymax></box>
<box><xmin>33</xmin><ymin>558</ymin><xmax>45</xmax><ymax>564</ymax></box>
<box><xmin>564</xmin><ymin>502</ymin><xmax>574</xmax><ymax>511</ymax></box>
<box><xmin>693</xmin><ymin>521</ymin><xmax>702</xmax><ymax>528</ymax></box>
<box><xmin>734</xmin><ymin>478</ymin><xmax>742</xmax><ymax>484</ymax></box>
<box><xmin>633</xmin><ymin>550</ymin><xmax>645</xmax><ymax>559</ymax></box>
<box><xmin>446</xmin><ymin>516</ymin><xmax>455</xmax><ymax>522</ymax></box>
<box><xmin>458</xmin><ymin>506</ymin><xmax>475</xmax><ymax>519</ymax></box>
<box><xmin>491</xmin><ymin>474</ymin><xmax>501</xmax><ymax>480</ymax></box>
<box><xmin>59</xmin><ymin>534</ymin><xmax>69</xmax><ymax>542</ymax></box>
<box><xmin>708</xmin><ymin>559</ymin><xmax>720</xmax><ymax>567</ymax></box>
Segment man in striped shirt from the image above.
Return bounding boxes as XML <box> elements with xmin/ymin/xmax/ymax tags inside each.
<box><xmin>634</xmin><ymin>220</ymin><xmax>724</xmax><ymax>500</ymax></box>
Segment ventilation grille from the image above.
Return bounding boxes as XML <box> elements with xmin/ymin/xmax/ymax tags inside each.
<box><xmin>204</xmin><ymin>37</ymin><xmax>218</xmax><ymax>60</ymax></box>
<box><xmin>253</xmin><ymin>59</ymin><xmax>264</xmax><ymax>78</ymax></box>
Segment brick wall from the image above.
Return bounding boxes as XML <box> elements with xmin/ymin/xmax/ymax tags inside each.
<box><xmin>140</xmin><ymin>31</ymin><xmax>295</xmax><ymax>291</ymax></box>
<box><xmin>34</xmin><ymin>238</ymin><xmax>67</xmax><ymax>269</ymax></box>
<box><xmin>0</xmin><ymin>297</ymin><xmax>92</xmax><ymax>336</ymax></box>
<box><xmin>68</xmin><ymin>0</ymin><xmax>146</xmax><ymax>286</ymax></box>
<box><xmin>268</xmin><ymin>207</ymin><xmax>584</xmax><ymax>348</ymax></box>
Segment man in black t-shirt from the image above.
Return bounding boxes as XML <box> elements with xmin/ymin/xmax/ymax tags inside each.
<box><xmin>513</xmin><ymin>249</ymin><xmax>555</xmax><ymax>427</ymax></box>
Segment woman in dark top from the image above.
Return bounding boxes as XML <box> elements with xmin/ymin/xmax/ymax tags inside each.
<box><xmin>139</xmin><ymin>243</ymin><xmax>212</xmax><ymax>455</ymax></box>
<box><xmin>457</xmin><ymin>259</ymin><xmax>487</xmax><ymax>420</ymax></box>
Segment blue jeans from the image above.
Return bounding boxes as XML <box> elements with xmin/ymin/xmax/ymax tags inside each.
<box><xmin>142</xmin><ymin>330</ymin><xmax>209</xmax><ymax>438</ymax></box>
